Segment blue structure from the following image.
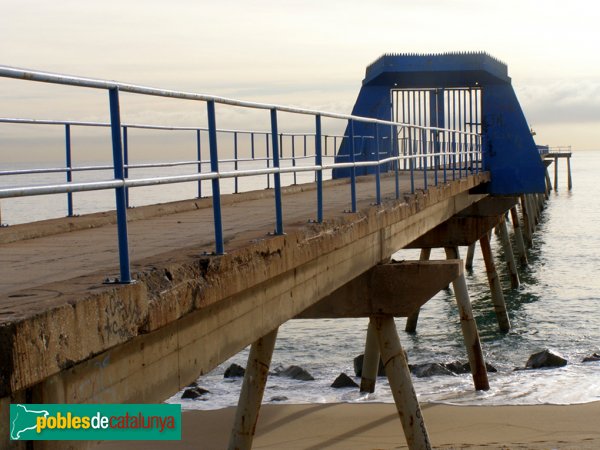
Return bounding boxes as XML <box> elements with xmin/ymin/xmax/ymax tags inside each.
<box><xmin>333</xmin><ymin>52</ymin><xmax>546</xmax><ymax>194</ymax></box>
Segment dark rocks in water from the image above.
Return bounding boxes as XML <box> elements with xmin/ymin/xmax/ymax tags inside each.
<box><xmin>181</xmin><ymin>386</ymin><xmax>210</xmax><ymax>400</ymax></box>
<box><xmin>444</xmin><ymin>360</ymin><xmax>498</xmax><ymax>374</ymax></box>
<box><xmin>526</xmin><ymin>350</ymin><xmax>568</xmax><ymax>369</ymax></box>
<box><xmin>582</xmin><ymin>352</ymin><xmax>600</xmax><ymax>363</ymax></box>
<box><xmin>410</xmin><ymin>363</ymin><xmax>455</xmax><ymax>378</ymax></box>
<box><xmin>331</xmin><ymin>372</ymin><xmax>359</xmax><ymax>389</ymax></box>
<box><xmin>274</xmin><ymin>365</ymin><xmax>315</xmax><ymax>381</ymax></box>
<box><xmin>444</xmin><ymin>360</ymin><xmax>470</xmax><ymax>374</ymax></box>
<box><xmin>353</xmin><ymin>354</ymin><xmax>386</xmax><ymax>378</ymax></box>
<box><xmin>224</xmin><ymin>363</ymin><xmax>246</xmax><ymax>378</ymax></box>
<box><xmin>270</xmin><ymin>396</ymin><xmax>288</xmax><ymax>402</ymax></box>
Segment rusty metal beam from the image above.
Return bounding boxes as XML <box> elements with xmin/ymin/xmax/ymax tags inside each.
<box><xmin>296</xmin><ymin>260</ymin><xmax>462</xmax><ymax>319</ymax></box>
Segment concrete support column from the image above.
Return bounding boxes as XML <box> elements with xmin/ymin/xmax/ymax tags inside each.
<box><xmin>498</xmin><ymin>218</ymin><xmax>520</xmax><ymax>288</ymax></box>
<box><xmin>509</xmin><ymin>207</ymin><xmax>528</xmax><ymax>266</ymax></box>
<box><xmin>444</xmin><ymin>247</ymin><xmax>490</xmax><ymax>391</ymax></box>
<box><xmin>554</xmin><ymin>158</ymin><xmax>559</xmax><ymax>191</ymax></box>
<box><xmin>544</xmin><ymin>167</ymin><xmax>552</xmax><ymax>197</ymax></box>
<box><xmin>528</xmin><ymin>194</ymin><xmax>539</xmax><ymax>226</ymax></box>
<box><xmin>229</xmin><ymin>328</ymin><xmax>278</xmax><ymax>450</ymax></box>
<box><xmin>371</xmin><ymin>315</ymin><xmax>432</xmax><ymax>449</ymax></box>
<box><xmin>405</xmin><ymin>248</ymin><xmax>431</xmax><ymax>333</ymax></box>
<box><xmin>567</xmin><ymin>157</ymin><xmax>572</xmax><ymax>190</ymax></box>
<box><xmin>478</xmin><ymin>235</ymin><xmax>511</xmax><ymax>332</ymax></box>
<box><xmin>520</xmin><ymin>195</ymin><xmax>533</xmax><ymax>245</ymax></box>
<box><xmin>360</xmin><ymin>320</ymin><xmax>380</xmax><ymax>393</ymax></box>
<box><xmin>465</xmin><ymin>243</ymin><xmax>476</xmax><ymax>271</ymax></box>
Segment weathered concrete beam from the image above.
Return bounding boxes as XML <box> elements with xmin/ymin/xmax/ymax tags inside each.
<box><xmin>0</xmin><ymin>175</ymin><xmax>487</xmax><ymax>450</ymax></box>
<box><xmin>295</xmin><ymin>260</ymin><xmax>463</xmax><ymax>319</ymax></box>
<box><xmin>405</xmin><ymin>196</ymin><xmax>518</xmax><ymax>248</ymax></box>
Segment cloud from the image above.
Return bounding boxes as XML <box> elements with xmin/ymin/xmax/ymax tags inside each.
<box><xmin>517</xmin><ymin>79</ymin><xmax>600</xmax><ymax>125</ymax></box>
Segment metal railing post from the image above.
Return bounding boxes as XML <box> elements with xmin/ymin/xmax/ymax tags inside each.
<box><xmin>265</xmin><ymin>133</ymin><xmax>270</xmax><ymax>189</ymax></box>
<box><xmin>108</xmin><ymin>87</ymin><xmax>132</xmax><ymax>283</ymax></box>
<box><xmin>349</xmin><ymin>119</ymin><xmax>357</xmax><ymax>212</ymax></box>
<box><xmin>315</xmin><ymin>115</ymin><xmax>323</xmax><ymax>223</ymax></box>
<box><xmin>422</xmin><ymin>129</ymin><xmax>428</xmax><ymax>190</ymax></box>
<box><xmin>64</xmin><ymin>124</ymin><xmax>74</xmax><ymax>217</ymax></box>
<box><xmin>433</xmin><ymin>130</ymin><xmax>439</xmax><ymax>186</ymax></box>
<box><xmin>393</xmin><ymin>125</ymin><xmax>399</xmax><ymax>199</ymax></box>
<box><xmin>196</xmin><ymin>129</ymin><xmax>202</xmax><ymax>198</ymax></box>
<box><xmin>409</xmin><ymin>129</ymin><xmax>415</xmax><ymax>194</ymax></box>
<box><xmin>207</xmin><ymin>100</ymin><xmax>225</xmax><ymax>254</ymax></box>
<box><xmin>234</xmin><ymin>131</ymin><xmax>239</xmax><ymax>194</ymax></box>
<box><xmin>375</xmin><ymin>124</ymin><xmax>381</xmax><ymax>204</ymax></box>
<box><xmin>291</xmin><ymin>135</ymin><xmax>297</xmax><ymax>185</ymax></box>
<box><xmin>123</xmin><ymin>125</ymin><xmax>130</xmax><ymax>208</ymax></box>
<box><xmin>270</xmin><ymin>109</ymin><xmax>284</xmax><ymax>235</ymax></box>
<box><xmin>443</xmin><ymin>134</ymin><xmax>448</xmax><ymax>183</ymax></box>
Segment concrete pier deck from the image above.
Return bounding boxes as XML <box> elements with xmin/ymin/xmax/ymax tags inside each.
<box><xmin>0</xmin><ymin>170</ymin><xmax>489</xmax><ymax>449</ymax></box>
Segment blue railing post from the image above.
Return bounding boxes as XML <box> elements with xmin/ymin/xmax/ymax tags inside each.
<box><xmin>452</xmin><ymin>132</ymin><xmax>457</xmax><ymax>180</ymax></box>
<box><xmin>196</xmin><ymin>129</ymin><xmax>202</xmax><ymax>198</ymax></box>
<box><xmin>422</xmin><ymin>129</ymin><xmax>428</xmax><ymax>191</ymax></box>
<box><xmin>443</xmin><ymin>134</ymin><xmax>448</xmax><ymax>183</ymax></box>
<box><xmin>207</xmin><ymin>100</ymin><xmax>225</xmax><ymax>254</ymax></box>
<box><xmin>234</xmin><ymin>131</ymin><xmax>239</xmax><ymax>194</ymax></box>
<box><xmin>64</xmin><ymin>124</ymin><xmax>73</xmax><ymax>217</ymax></box>
<box><xmin>409</xmin><ymin>129</ymin><xmax>415</xmax><ymax>194</ymax></box>
<box><xmin>315</xmin><ymin>115</ymin><xmax>323</xmax><ymax>223</ymax></box>
<box><xmin>375</xmin><ymin>124</ymin><xmax>381</xmax><ymax>205</ymax></box>
<box><xmin>123</xmin><ymin>125</ymin><xmax>130</xmax><ymax>208</ymax></box>
<box><xmin>392</xmin><ymin>125</ymin><xmax>400</xmax><ymax>200</ymax></box>
<box><xmin>265</xmin><ymin>133</ymin><xmax>270</xmax><ymax>189</ymax></box>
<box><xmin>270</xmin><ymin>109</ymin><xmax>284</xmax><ymax>235</ymax></box>
<box><xmin>291</xmin><ymin>135</ymin><xmax>297</xmax><ymax>185</ymax></box>
<box><xmin>433</xmin><ymin>130</ymin><xmax>439</xmax><ymax>187</ymax></box>
<box><xmin>349</xmin><ymin>119</ymin><xmax>357</xmax><ymax>212</ymax></box>
<box><xmin>108</xmin><ymin>87</ymin><xmax>132</xmax><ymax>283</ymax></box>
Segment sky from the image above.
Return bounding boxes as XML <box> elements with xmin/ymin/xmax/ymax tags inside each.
<box><xmin>1</xmin><ymin>0</ymin><xmax>599</xmax><ymax>162</ymax></box>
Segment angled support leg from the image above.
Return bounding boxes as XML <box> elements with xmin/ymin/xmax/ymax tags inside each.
<box><xmin>445</xmin><ymin>246</ymin><xmax>490</xmax><ymax>391</ymax></box>
<box><xmin>498</xmin><ymin>217</ymin><xmax>520</xmax><ymax>289</ymax></box>
<box><xmin>478</xmin><ymin>235</ymin><xmax>511</xmax><ymax>332</ymax></box>
<box><xmin>510</xmin><ymin>206</ymin><xmax>528</xmax><ymax>266</ymax></box>
<box><xmin>360</xmin><ymin>320</ymin><xmax>380</xmax><ymax>393</ymax></box>
<box><xmin>228</xmin><ymin>328</ymin><xmax>278</xmax><ymax>450</ymax></box>
<box><xmin>371</xmin><ymin>315</ymin><xmax>432</xmax><ymax>450</ymax></box>
<box><xmin>405</xmin><ymin>248</ymin><xmax>431</xmax><ymax>333</ymax></box>
<box><xmin>465</xmin><ymin>243</ymin><xmax>476</xmax><ymax>271</ymax></box>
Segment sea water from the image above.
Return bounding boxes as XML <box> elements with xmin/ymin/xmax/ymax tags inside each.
<box><xmin>2</xmin><ymin>151</ymin><xmax>599</xmax><ymax>408</ymax></box>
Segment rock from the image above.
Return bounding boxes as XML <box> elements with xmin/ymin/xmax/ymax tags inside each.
<box><xmin>274</xmin><ymin>365</ymin><xmax>315</xmax><ymax>381</ymax></box>
<box><xmin>583</xmin><ymin>352</ymin><xmax>600</xmax><ymax>363</ymax></box>
<box><xmin>224</xmin><ymin>363</ymin><xmax>246</xmax><ymax>378</ymax></box>
<box><xmin>270</xmin><ymin>396</ymin><xmax>288</xmax><ymax>402</ymax></box>
<box><xmin>353</xmin><ymin>354</ymin><xmax>385</xmax><ymax>377</ymax></box>
<box><xmin>331</xmin><ymin>373</ymin><xmax>359</xmax><ymax>389</ymax></box>
<box><xmin>410</xmin><ymin>363</ymin><xmax>455</xmax><ymax>378</ymax></box>
<box><xmin>526</xmin><ymin>350</ymin><xmax>568</xmax><ymax>369</ymax></box>
<box><xmin>445</xmin><ymin>360</ymin><xmax>498</xmax><ymax>374</ymax></box>
<box><xmin>181</xmin><ymin>386</ymin><xmax>210</xmax><ymax>400</ymax></box>
<box><xmin>444</xmin><ymin>360</ymin><xmax>470</xmax><ymax>374</ymax></box>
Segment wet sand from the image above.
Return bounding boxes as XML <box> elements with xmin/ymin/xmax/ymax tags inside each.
<box><xmin>96</xmin><ymin>401</ymin><xmax>600</xmax><ymax>449</ymax></box>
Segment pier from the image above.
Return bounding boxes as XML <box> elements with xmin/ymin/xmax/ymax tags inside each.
<box><xmin>538</xmin><ymin>145</ymin><xmax>573</xmax><ymax>191</ymax></box>
<box><xmin>1</xmin><ymin>53</ymin><xmax>551</xmax><ymax>449</ymax></box>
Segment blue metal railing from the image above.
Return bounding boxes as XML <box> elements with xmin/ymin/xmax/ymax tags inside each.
<box><xmin>0</xmin><ymin>65</ymin><xmax>482</xmax><ymax>284</ymax></box>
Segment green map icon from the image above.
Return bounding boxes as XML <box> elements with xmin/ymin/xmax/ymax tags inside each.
<box><xmin>10</xmin><ymin>404</ymin><xmax>49</xmax><ymax>440</ymax></box>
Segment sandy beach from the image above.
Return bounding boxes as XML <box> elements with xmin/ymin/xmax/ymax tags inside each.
<box><xmin>95</xmin><ymin>401</ymin><xmax>600</xmax><ymax>449</ymax></box>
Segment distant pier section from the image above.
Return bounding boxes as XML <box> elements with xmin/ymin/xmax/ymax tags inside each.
<box><xmin>537</xmin><ymin>145</ymin><xmax>573</xmax><ymax>191</ymax></box>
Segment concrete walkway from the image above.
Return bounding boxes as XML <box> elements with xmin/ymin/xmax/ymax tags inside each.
<box><xmin>0</xmin><ymin>171</ymin><xmax>441</xmax><ymax>305</ymax></box>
